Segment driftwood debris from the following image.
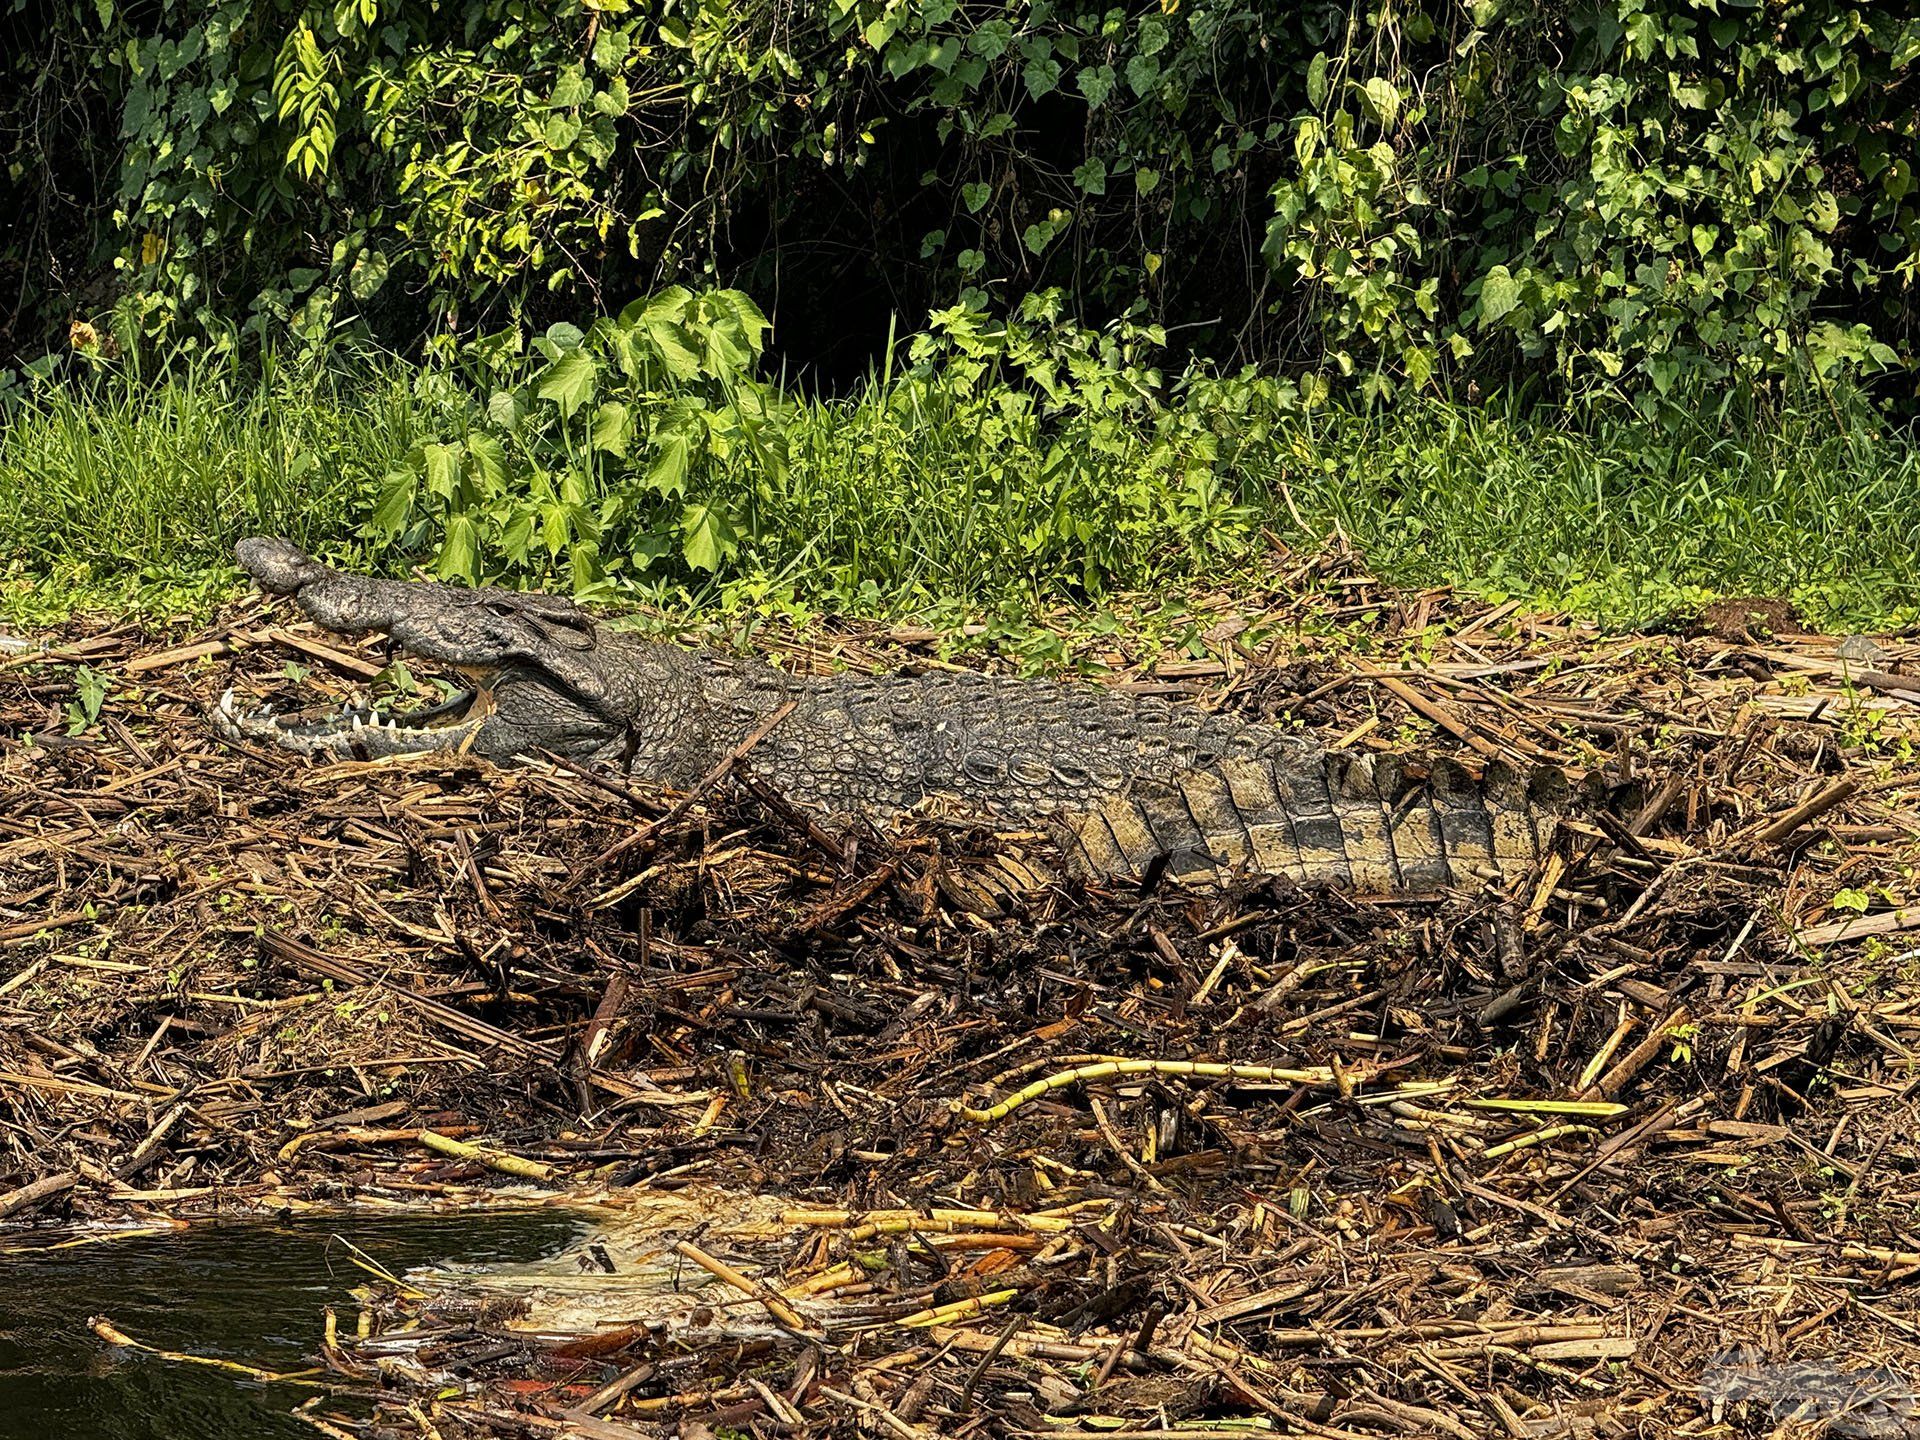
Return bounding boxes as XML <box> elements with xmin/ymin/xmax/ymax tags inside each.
<box><xmin>4</xmin><ymin>555</ymin><xmax>1920</xmax><ymax>1438</ymax></box>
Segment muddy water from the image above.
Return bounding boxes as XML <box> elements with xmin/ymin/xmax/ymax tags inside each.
<box><xmin>0</xmin><ymin>1211</ymin><xmax>581</xmax><ymax>1440</ymax></box>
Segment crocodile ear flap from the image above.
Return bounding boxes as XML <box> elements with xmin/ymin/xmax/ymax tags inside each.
<box><xmin>484</xmin><ymin>630</ymin><xmax>607</xmax><ymax>703</ymax></box>
<box><xmin>511</xmin><ymin>647</ymin><xmax>610</xmax><ymax>705</ymax></box>
<box><xmin>481</xmin><ymin>592</ymin><xmax>599</xmax><ymax>647</ymax></box>
<box><xmin>486</xmin><ymin>612</ymin><xmax>609</xmax><ymax>704</ymax></box>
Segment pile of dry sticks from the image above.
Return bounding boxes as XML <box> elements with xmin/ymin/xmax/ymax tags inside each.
<box><xmin>4</xmin><ymin>555</ymin><xmax>1920</xmax><ymax>1438</ymax></box>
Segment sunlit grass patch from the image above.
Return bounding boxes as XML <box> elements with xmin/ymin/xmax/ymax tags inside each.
<box><xmin>2</xmin><ymin>353</ymin><xmax>1916</xmax><ymax>635</ymax></box>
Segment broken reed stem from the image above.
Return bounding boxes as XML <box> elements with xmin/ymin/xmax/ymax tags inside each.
<box><xmin>1481</xmin><ymin>1122</ymin><xmax>1599</xmax><ymax>1159</ymax></box>
<box><xmin>90</xmin><ymin>1316</ymin><xmax>334</xmax><ymax>1386</ymax></box>
<box><xmin>671</xmin><ymin>1239</ymin><xmax>809</xmax><ymax>1331</ymax></box>
<box><xmin>952</xmin><ymin>1059</ymin><xmax>1348</xmax><ymax>1125</ymax></box>
<box><xmin>897</xmin><ymin>1288</ymin><xmax>1021</xmax><ymax>1328</ymax></box>
<box><xmin>416</xmin><ymin>1129</ymin><xmax>556</xmax><ymax>1182</ymax></box>
<box><xmin>1751</xmin><ymin>776</ymin><xmax>1859</xmax><ymax>846</ymax></box>
<box><xmin>1456</xmin><ymin>1097</ymin><xmax>1627</xmax><ymax>1118</ymax></box>
<box><xmin>782</xmin><ymin>1201</ymin><xmax>1110</xmax><ymax>1232</ymax></box>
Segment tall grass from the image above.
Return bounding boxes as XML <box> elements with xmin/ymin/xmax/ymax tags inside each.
<box><xmin>2</xmin><ymin>356</ymin><xmax>1916</xmax><ymax>630</ymax></box>
<box><xmin>707</xmin><ymin>373</ymin><xmax>1257</xmax><ymax>611</ymax></box>
<box><xmin>700</xmin><ymin>376</ymin><xmax>1920</xmax><ymax>628</ymax></box>
<box><xmin>0</xmin><ymin>356</ymin><xmax>450</xmax><ymax>584</ymax></box>
<box><xmin>1281</xmin><ymin>392</ymin><xmax>1920</xmax><ymax>626</ymax></box>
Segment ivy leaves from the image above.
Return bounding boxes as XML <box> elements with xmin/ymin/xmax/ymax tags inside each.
<box><xmin>272</xmin><ymin>21</ymin><xmax>336</xmax><ymax>182</ymax></box>
<box><xmin>18</xmin><ymin>0</ymin><xmax>1920</xmax><ymax>406</ymax></box>
<box><xmin>838</xmin><ymin>0</ymin><xmax>1294</xmax><ymax>320</ymax></box>
<box><xmin>1266</xmin><ymin>3</ymin><xmax>1920</xmax><ymax>398</ymax></box>
<box><xmin>372</xmin><ymin>289</ymin><xmax>774</xmax><ymax>590</ymax></box>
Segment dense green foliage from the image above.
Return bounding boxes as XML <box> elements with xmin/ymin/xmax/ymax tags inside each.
<box><xmin>6</xmin><ymin>336</ymin><xmax>1916</xmax><ymax>631</ymax></box>
<box><xmin>0</xmin><ymin>355</ymin><xmax>451</xmax><ymax>591</ymax></box>
<box><xmin>3</xmin><ymin>2</ymin><xmax>1916</xmax><ymax>630</ymax></box>
<box><xmin>369</xmin><ymin>286</ymin><xmax>1270</xmax><ymax>591</ymax></box>
<box><xmin>5</xmin><ymin>0</ymin><xmax>1918</xmax><ymax>398</ymax></box>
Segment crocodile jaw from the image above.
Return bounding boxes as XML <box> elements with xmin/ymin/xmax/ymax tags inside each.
<box><xmin>214</xmin><ymin>684</ymin><xmax>492</xmax><ymax>760</ymax></box>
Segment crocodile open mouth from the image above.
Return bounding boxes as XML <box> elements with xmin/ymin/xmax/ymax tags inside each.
<box><xmin>215</xmin><ymin>676</ymin><xmax>497</xmax><ymax>756</ymax></box>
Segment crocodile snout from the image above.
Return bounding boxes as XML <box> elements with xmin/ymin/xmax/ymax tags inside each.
<box><xmin>236</xmin><ymin>537</ymin><xmax>330</xmax><ymax>595</ymax></box>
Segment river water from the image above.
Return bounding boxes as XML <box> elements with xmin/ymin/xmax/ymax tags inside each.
<box><xmin>0</xmin><ymin>1211</ymin><xmax>582</xmax><ymax>1440</ymax></box>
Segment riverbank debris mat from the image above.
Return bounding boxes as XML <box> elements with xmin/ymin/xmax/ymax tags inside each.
<box><xmin>4</xmin><ymin>562</ymin><xmax>1920</xmax><ymax>1438</ymax></box>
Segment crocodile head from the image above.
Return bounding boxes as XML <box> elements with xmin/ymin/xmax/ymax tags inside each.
<box><xmin>218</xmin><ymin>538</ymin><xmax>693</xmax><ymax>768</ymax></box>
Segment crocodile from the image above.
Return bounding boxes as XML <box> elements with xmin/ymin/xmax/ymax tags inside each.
<box><xmin>218</xmin><ymin>538</ymin><xmax>1568</xmax><ymax>890</ymax></box>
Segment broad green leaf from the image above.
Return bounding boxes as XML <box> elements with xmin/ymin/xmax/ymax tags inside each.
<box><xmin>542</xmin><ymin>501</ymin><xmax>573</xmax><ymax>556</ymax></box>
<box><xmin>435</xmin><ymin>513</ymin><xmax>480</xmax><ymax>582</ymax></box>
<box><xmin>680</xmin><ymin>503</ymin><xmax>738</xmax><ymax>572</ymax></box>
<box><xmin>569</xmin><ymin>541</ymin><xmax>602</xmax><ymax>593</ymax></box>
<box><xmin>591</xmin><ymin>25</ymin><xmax>632</xmax><ymax>71</ymax></box>
<box><xmin>645</xmin><ymin>321</ymin><xmax>705</xmax><ymax>381</ymax></box>
<box><xmin>370</xmin><ymin>469</ymin><xmax>414</xmax><ymax>535</ymax></box>
<box><xmin>590</xmin><ymin>400</ymin><xmax>631</xmax><ymax>455</ymax></box>
<box><xmin>1478</xmin><ymin>265</ymin><xmax>1522</xmax><ymax>325</ymax></box>
<box><xmin>1359</xmin><ymin>77</ymin><xmax>1400</xmax><ymax>128</ymax></box>
<box><xmin>422</xmin><ymin>442</ymin><xmax>461</xmax><ymax>499</ymax></box>
<box><xmin>1076</xmin><ymin>64</ymin><xmax>1115</xmax><ymax>106</ymax></box>
<box><xmin>549</xmin><ymin>65</ymin><xmax>591</xmax><ymax>108</ymax></box>
<box><xmin>647</xmin><ymin>431</ymin><xmax>693</xmax><ymax>496</ymax></box>
<box><xmin>1125</xmin><ymin>54</ymin><xmax>1160</xmax><ymax>96</ymax></box>
<box><xmin>1306</xmin><ymin>53</ymin><xmax>1329</xmax><ymax>109</ymax></box>
<box><xmin>704</xmin><ymin>325</ymin><xmax>751</xmax><ymax>377</ymax></box>
<box><xmin>628</xmin><ymin>286</ymin><xmax>693</xmax><ymax>326</ymax></box>
<box><xmin>466</xmin><ymin>434</ymin><xmax>509</xmax><ymax>489</ymax></box>
<box><xmin>536</xmin><ymin>349</ymin><xmax>598</xmax><ymax>418</ymax></box>
<box><xmin>501</xmin><ymin>513</ymin><xmax>533</xmax><ymax>563</ymax></box>
<box><xmin>348</xmin><ymin>248</ymin><xmax>389</xmax><ymax>300</ymax></box>
<box><xmin>1022</xmin><ymin>57</ymin><xmax>1061</xmax><ymax>98</ymax></box>
<box><xmin>706</xmin><ymin>290</ymin><xmax>770</xmax><ymax>351</ymax></box>
<box><xmin>488</xmin><ymin>389</ymin><xmax>528</xmax><ymax>434</ymax></box>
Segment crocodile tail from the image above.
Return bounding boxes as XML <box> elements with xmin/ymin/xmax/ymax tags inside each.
<box><xmin>1054</xmin><ymin>749</ymin><xmax>1569</xmax><ymax>890</ymax></box>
